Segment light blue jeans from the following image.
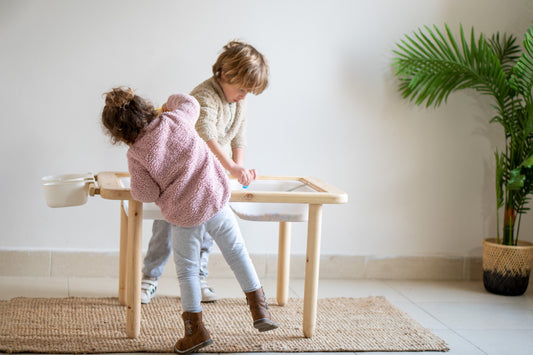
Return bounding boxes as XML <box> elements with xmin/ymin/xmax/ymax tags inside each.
<box><xmin>172</xmin><ymin>205</ymin><xmax>261</xmax><ymax>312</ymax></box>
<box><xmin>142</xmin><ymin>220</ymin><xmax>213</xmax><ymax>280</ymax></box>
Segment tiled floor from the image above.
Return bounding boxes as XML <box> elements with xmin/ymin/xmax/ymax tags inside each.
<box><xmin>1</xmin><ymin>276</ymin><xmax>533</xmax><ymax>355</ymax></box>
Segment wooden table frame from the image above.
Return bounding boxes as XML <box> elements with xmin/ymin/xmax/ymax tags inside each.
<box><xmin>91</xmin><ymin>171</ymin><xmax>347</xmax><ymax>339</ymax></box>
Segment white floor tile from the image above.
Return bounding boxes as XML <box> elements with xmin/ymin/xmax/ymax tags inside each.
<box><xmin>458</xmin><ymin>329</ymin><xmax>533</xmax><ymax>355</ymax></box>
<box><xmin>0</xmin><ymin>276</ymin><xmax>68</xmax><ymax>300</ymax></box>
<box><xmin>385</xmin><ymin>280</ymin><xmax>533</xmax><ymax>304</ymax></box>
<box><xmin>417</xmin><ymin>301</ymin><xmax>533</xmax><ymax>330</ymax></box>
<box><xmin>68</xmin><ymin>276</ymin><xmax>118</xmax><ymax>297</ymax></box>
<box><xmin>289</xmin><ymin>278</ymin><xmax>409</xmax><ymax>300</ymax></box>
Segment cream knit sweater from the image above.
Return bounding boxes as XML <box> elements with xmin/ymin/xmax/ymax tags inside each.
<box><xmin>190</xmin><ymin>77</ymin><xmax>247</xmax><ymax>153</ymax></box>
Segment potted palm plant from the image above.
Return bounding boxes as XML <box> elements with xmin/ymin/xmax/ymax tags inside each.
<box><xmin>392</xmin><ymin>23</ymin><xmax>533</xmax><ymax>295</ymax></box>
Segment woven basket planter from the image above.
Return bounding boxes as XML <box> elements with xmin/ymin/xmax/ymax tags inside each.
<box><xmin>482</xmin><ymin>238</ymin><xmax>533</xmax><ymax>296</ymax></box>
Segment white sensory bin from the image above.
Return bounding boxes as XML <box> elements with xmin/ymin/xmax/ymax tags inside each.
<box><xmin>119</xmin><ymin>177</ymin><xmax>313</xmax><ymax>222</ymax></box>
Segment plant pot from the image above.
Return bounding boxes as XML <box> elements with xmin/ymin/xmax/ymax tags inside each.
<box><xmin>482</xmin><ymin>238</ymin><xmax>533</xmax><ymax>296</ymax></box>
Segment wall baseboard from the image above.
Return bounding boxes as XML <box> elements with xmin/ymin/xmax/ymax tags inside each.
<box><xmin>0</xmin><ymin>250</ymin><xmax>482</xmax><ymax>281</ymax></box>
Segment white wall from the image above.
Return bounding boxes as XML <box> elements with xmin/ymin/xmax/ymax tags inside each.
<box><xmin>1</xmin><ymin>0</ymin><xmax>533</xmax><ymax>258</ymax></box>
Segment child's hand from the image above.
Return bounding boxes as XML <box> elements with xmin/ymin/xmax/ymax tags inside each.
<box><xmin>230</xmin><ymin>165</ymin><xmax>255</xmax><ymax>187</ymax></box>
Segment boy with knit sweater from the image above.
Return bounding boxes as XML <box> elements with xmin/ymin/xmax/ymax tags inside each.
<box><xmin>101</xmin><ymin>88</ymin><xmax>278</xmax><ymax>354</ymax></box>
<box><xmin>140</xmin><ymin>41</ymin><xmax>269</xmax><ymax>304</ymax></box>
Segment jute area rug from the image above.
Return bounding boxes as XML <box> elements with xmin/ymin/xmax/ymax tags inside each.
<box><xmin>0</xmin><ymin>296</ymin><xmax>448</xmax><ymax>353</ymax></box>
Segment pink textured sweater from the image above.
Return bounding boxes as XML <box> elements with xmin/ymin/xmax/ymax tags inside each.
<box><xmin>127</xmin><ymin>94</ymin><xmax>230</xmax><ymax>227</ymax></box>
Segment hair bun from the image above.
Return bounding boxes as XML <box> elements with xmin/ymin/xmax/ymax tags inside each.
<box><xmin>105</xmin><ymin>87</ymin><xmax>135</xmax><ymax>109</ymax></box>
<box><xmin>224</xmin><ymin>40</ymin><xmax>245</xmax><ymax>50</ymax></box>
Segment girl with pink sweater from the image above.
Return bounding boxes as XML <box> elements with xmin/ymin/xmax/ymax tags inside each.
<box><xmin>101</xmin><ymin>87</ymin><xmax>278</xmax><ymax>354</ymax></box>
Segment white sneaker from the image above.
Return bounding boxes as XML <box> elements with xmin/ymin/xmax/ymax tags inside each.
<box><xmin>140</xmin><ymin>279</ymin><xmax>158</xmax><ymax>304</ymax></box>
<box><xmin>200</xmin><ymin>280</ymin><xmax>219</xmax><ymax>303</ymax></box>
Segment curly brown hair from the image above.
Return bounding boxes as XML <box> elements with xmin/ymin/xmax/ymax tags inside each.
<box><xmin>101</xmin><ymin>87</ymin><xmax>158</xmax><ymax>145</ymax></box>
<box><xmin>212</xmin><ymin>40</ymin><xmax>269</xmax><ymax>95</ymax></box>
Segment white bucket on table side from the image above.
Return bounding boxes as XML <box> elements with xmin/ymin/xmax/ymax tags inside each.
<box><xmin>41</xmin><ymin>173</ymin><xmax>95</xmax><ymax>208</ymax></box>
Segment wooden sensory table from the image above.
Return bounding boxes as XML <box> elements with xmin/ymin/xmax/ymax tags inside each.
<box><xmin>90</xmin><ymin>171</ymin><xmax>347</xmax><ymax>339</ymax></box>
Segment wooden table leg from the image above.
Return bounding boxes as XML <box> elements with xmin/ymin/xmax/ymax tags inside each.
<box><xmin>303</xmin><ymin>204</ymin><xmax>323</xmax><ymax>338</ymax></box>
<box><xmin>118</xmin><ymin>201</ymin><xmax>128</xmax><ymax>306</ymax></box>
<box><xmin>277</xmin><ymin>221</ymin><xmax>291</xmax><ymax>306</ymax></box>
<box><xmin>126</xmin><ymin>199</ymin><xmax>143</xmax><ymax>338</ymax></box>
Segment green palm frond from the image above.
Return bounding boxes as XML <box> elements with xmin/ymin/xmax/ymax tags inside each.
<box><xmin>510</xmin><ymin>26</ymin><xmax>533</xmax><ymax>105</ymax></box>
<box><xmin>392</xmin><ymin>22</ymin><xmax>533</xmax><ymax>245</ymax></box>
<box><xmin>393</xmin><ymin>24</ymin><xmax>510</xmax><ymax>109</ymax></box>
<box><xmin>488</xmin><ymin>33</ymin><xmax>520</xmax><ymax>77</ymax></box>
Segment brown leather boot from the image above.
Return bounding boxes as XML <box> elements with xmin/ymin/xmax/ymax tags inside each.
<box><xmin>245</xmin><ymin>287</ymin><xmax>279</xmax><ymax>332</ymax></box>
<box><xmin>174</xmin><ymin>312</ymin><xmax>213</xmax><ymax>354</ymax></box>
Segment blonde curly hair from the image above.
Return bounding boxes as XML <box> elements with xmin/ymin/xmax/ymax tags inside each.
<box><xmin>212</xmin><ymin>40</ymin><xmax>269</xmax><ymax>95</ymax></box>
